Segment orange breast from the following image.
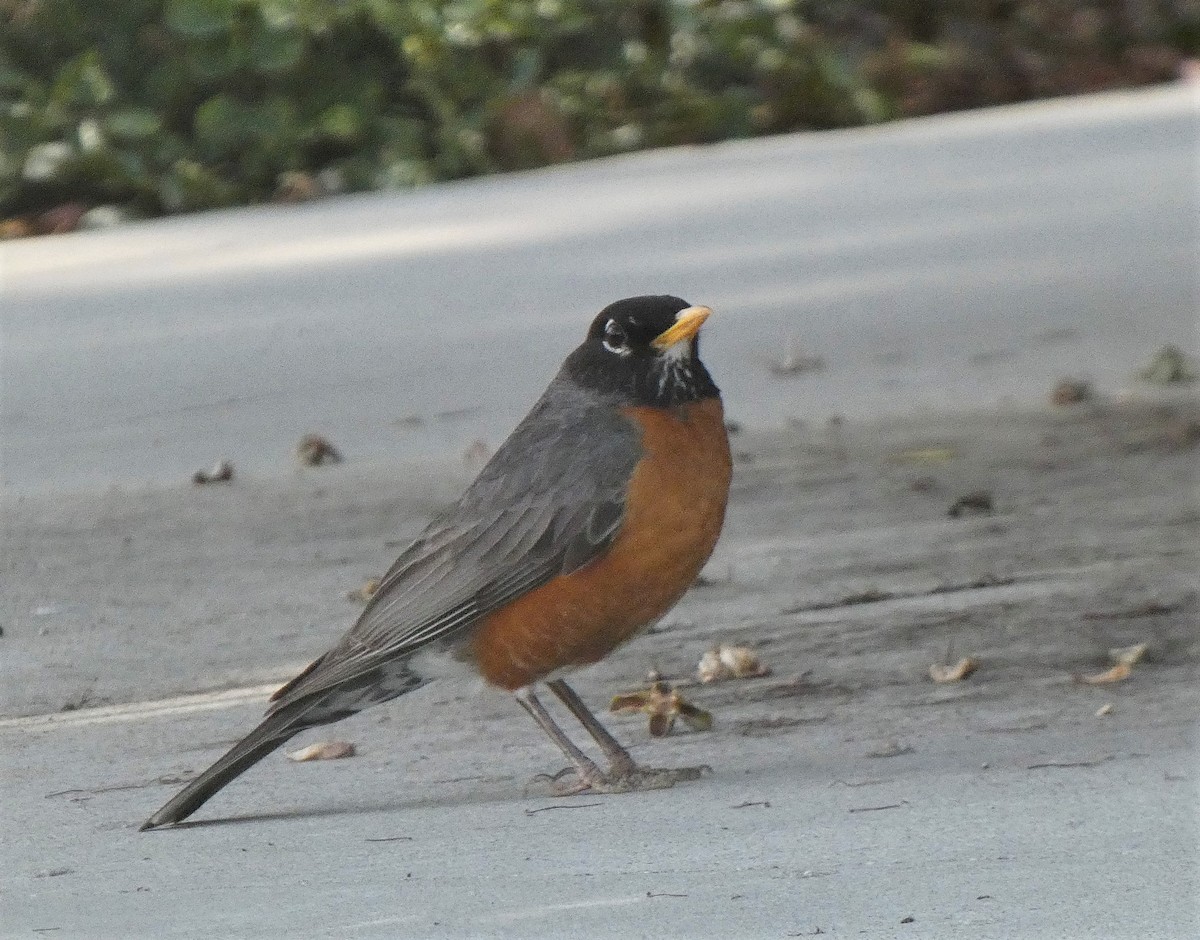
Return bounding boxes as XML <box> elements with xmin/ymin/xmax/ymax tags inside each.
<box><xmin>471</xmin><ymin>398</ymin><xmax>732</xmax><ymax>690</ymax></box>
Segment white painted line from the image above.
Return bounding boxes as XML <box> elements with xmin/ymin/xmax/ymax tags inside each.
<box><xmin>0</xmin><ymin>683</ymin><xmax>284</xmax><ymax>731</ymax></box>
<box><xmin>478</xmin><ymin>895</ymin><xmax>647</xmax><ymax>924</ymax></box>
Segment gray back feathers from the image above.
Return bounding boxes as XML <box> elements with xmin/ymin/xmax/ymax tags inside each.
<box><xmin>266</xmin><ymin>375</ymin><xmax>642</xmax><ymax>711</ymax></box>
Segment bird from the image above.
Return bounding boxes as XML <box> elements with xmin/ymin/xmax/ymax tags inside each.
<box><xmin>141</xmin><ymin>295</ymin><xmax>732</xmax><ymax>830</ymax></box>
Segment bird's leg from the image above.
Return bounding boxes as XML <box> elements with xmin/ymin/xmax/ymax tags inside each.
<box><xmin>545</xmin><ymin>678</ymin><xmax>638</xmax><ymax>776</ymax></box>
<box><xmin>546</xmin><ymin>678</ymin><xmax>709</xmax><ymax>791</ymax></box>
<box><xmin>513</xmin><ymin>686</ymin><xmax>606</xmax><ymax>795</ymax></box>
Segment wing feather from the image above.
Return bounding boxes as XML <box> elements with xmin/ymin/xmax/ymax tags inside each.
<box><xmin>267</xmin><ymin>380</ymin><xmax>640</xmax><ymax>711</ymax></box>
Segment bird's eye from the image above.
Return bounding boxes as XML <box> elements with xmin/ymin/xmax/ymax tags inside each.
<box><xmin>602</xmin><ymin>319</ymin><xmax>629</xmax><ymax>354</ymax></box>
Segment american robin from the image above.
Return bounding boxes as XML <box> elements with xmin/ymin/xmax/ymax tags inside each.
<box><xmin>141</xmin><ymin>295</ymin><xmax>732</xmax><ymax>830</ymax></box>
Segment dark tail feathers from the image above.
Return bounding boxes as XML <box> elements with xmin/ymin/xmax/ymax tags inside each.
<box><xmin>141</xmin><ymin>659</ymin><xmax>421</xmax><ymax>830</ymax></box>
<box><xmin>140</xmin><ymin>709</ymin><xmax>305</xmax><ymax>830</ymax></box>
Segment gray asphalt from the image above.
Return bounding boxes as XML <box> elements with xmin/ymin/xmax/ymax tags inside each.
<box><xmin>2</xmin><ymin>85</ymin><xmax>1198</xmax><ymax>939</ymax></box>
<box><xmin>4</xmin><ymin>84</ymin><xmax>1196</xmax><ymax>491</ymax></box>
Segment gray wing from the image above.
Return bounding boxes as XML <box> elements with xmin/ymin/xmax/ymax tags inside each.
<box><xmin>267</xmin><ymin>379</ymin><xmax>641</xmax><ymax>710</ymax></box>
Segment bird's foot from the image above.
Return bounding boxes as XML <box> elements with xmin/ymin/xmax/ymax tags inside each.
<box><xmin>590</xmin><ymin>763</ymin><xmax>711</xmax><ymax>793</ymax></box>
<box><xmin>532</xmin><ymin>763</ymin><xmax>711</xmax><ymax>796</ymax></box>
<box><xmin>528</xmin><ymin>765</ymin><xmax>595</xmax><ymax>797</ymax></box>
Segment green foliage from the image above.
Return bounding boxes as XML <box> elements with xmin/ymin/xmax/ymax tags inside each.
<box><xmin>1</xmin><ymin>0</ymin><xmax>1193</xmax><ymax>221</ymax></box>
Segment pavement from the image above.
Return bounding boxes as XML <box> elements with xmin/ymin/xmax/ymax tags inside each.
<box><xmin>4</xmin><ymin>83</ymin><xmax>1197</xmax><ymax>490</ymax></box>
<box><xmin>2</xmin><ymin>84</ymin><xmax>1198</xmax><ymax>939</ymax></box>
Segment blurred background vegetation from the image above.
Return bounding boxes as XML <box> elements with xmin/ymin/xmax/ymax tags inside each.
<box><xmin>2</xmin><ymin>0</ymin><xmax>1195</xmax><ymax>235</ymax></box>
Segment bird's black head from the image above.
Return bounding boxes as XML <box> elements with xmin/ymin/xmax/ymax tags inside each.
<box><xmin>562</xmin><ymin>295</ymin><xmax>720</xmax><ymax>407</ymax></box>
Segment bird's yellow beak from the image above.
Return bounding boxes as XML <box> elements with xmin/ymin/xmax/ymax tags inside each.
<box><xmin>651</xmin><ymin>306</ymin><xmax>712</xmax><ymax>350</ymax></box>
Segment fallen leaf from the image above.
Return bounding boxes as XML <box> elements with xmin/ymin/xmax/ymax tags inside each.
<box><xmin>697</xmin><ymin>644</ymin><xmax>771</xmax><ymax>683</ymax></box>
<box><xmin>1050</xmin><ymin>378</ymin><xmax>1092</xmax><ymax>406</ymax></box>
<box><xmin>696</xmin><ymin>649</ymin><xmax>724</xmax><ymax>683</ymax></box>
<box><xmin>192</xmin><ymin>459</ymin><xmax>233</xmax><ymax>485</ymax></box>
<box><xmin>1075</xmin><ymin>662</ymin><xmax>1131</xmax><ymax>685</ymax></box>
<box><xmin>287</xmin><ymin>741</ymin><xmax>356</xmax><ymax>762</ymax></box>
<box><xmin>345</xmin><ymin>577</ymin><xmax>381</xmax><ymax>603</ymax></box>
<box><xmin>296</xmin><ymin>434</ymin><xmax>342</xmax><ymax>466</ymax></box>
<box><xmin>722</xmin><ymin>645</ymin><xmax>770</xmax><ymax>678</ymax></box>
<box><xmin>1074</xmin><ymin>642</ymin><xmax>1149</xmax><ymax>684</ymax></box>
<box><xmin>610</xmin><ymin>680</ymin><xmax>712</xmax><ymax>736</ymax></box>
<box><xmin>1108</xmin><ymin>642</ymin><xmax>1148</xmax><ymax>666</ymax></box>
<box><xmin>928</xmin><ymin>656</ymin><xmax>978</xmax><ymax>683</ymax></box>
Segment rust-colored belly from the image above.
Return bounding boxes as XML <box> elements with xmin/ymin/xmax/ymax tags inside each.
<box><xmin>471</xmin><ymin>398</ymin><xmax>732</xmax><ymax>690</ymax></box>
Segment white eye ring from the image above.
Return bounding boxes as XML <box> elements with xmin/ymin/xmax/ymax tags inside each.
<box><xmin>602</xmin><ymin>319</ymin><xmax>629</xmax><ymax>355</ymax></box>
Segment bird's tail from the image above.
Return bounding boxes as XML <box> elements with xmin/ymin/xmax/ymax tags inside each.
<box><xmin>140</xmin><ymin>700</ymin><xmax>315</xmax><ymax>830</ymax></box>
<box><xmin>141</xmin><ymin>659</ymin><xmax>422</xmax><ymax>830</ymax></box>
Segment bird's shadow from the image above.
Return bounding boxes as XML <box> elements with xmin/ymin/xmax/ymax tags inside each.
<box><xmin>136</xmin><ymin>778</ymin><xmax>584</xmax><ymax>832</ymax></box>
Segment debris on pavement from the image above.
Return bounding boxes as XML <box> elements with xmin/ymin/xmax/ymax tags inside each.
<box><xmin>1026</xmin><ymin>755</ymin><xmax>1114</xmax><ymax>770</ymax></box>
<box><xmin>866</xmin><ymin>741</ymin><xmax>913</xmax><ymax>759</ymax></box>
<box><xmin>610</xmin><ymin>680</ymin><xmax>713</xmax><ymax>737</ymax></box>
<box><xmin>287</xmin><ymin>741</ymin><xmax>357</xmax><ymax>762</ymax></box>
<box><xmin>462</xmin><ymin>439</ymin><xmax>491</xmax><ymax>471</ymax></box>
<box><xmin>1050</xmin><ymin>378</ymin><xmax>1093</xmax><ymax>406</ymax></box>
<box><xmin>1083</xmin><ymin>601</ymin><xmax>1179</xmax><ymax>620</ymax></box>
<box><xmin>768</xmin><ymin>341</ymin><xmax>825</xmax><ymax>377</ymax></box>
<box><xmin>524</xmin><ymin>802</ymin><xmax>604</xmax><ymax>815</ymax></box>
<box><xmin>1075</xmin><ymin>641</ymin><xmax>1149</xmax><ymax>685</ymax></box>
<box><xmin>1161</xmin><ymin>417</ymin><xmax>1200</xmax><ymax>451</ymax></box>
<box><xmin>345</xmin><ymin>577</ymin><xmax>381</xmax><ymax>603</ymax></box>
<box><xmin>928</xmin><ymin>656</ymin><xmax>979</xmax><ymax>683</ymax></box>
<box><xmin>296</xmin><ymin>433</ymin><xmax>342</xmax><ymax>466</ymax></box>
<box><xmin>1095</xmin><ymin>702</ymin><xmax>1115</xmax><ymax>717</ymax></box>
<box><xmin>192</xmin><ymin>459</ymin><xmax>233</xmax><ymax>485</ymax></box>
<box><xmin>1109</xmin><ymin>642</ymin><xmax>1149</xmax><ymax>667</ymax></box>
<box><xmin>1137</xmin><ymin>344</ymin><xmax>1196</xmax><ymax>384</ymax></box>
<box><xmin>847</xmin><ymin>801</ymin><xmax>907</xmax><ymax>813</ymax></box>
<box><xmin>947</xmin><ymin>490</ymin><xmax>994</xmax><ymax>517</ymax></box>
<box><xmin>1076</xmin><ymin>662</ymin><xmax>1131</xmax><ymax>685</ymax></box>
<box><xmin>697</xmin><ymin>644</ymin><xmax>771</xmax><ymax>682</ymax></box>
